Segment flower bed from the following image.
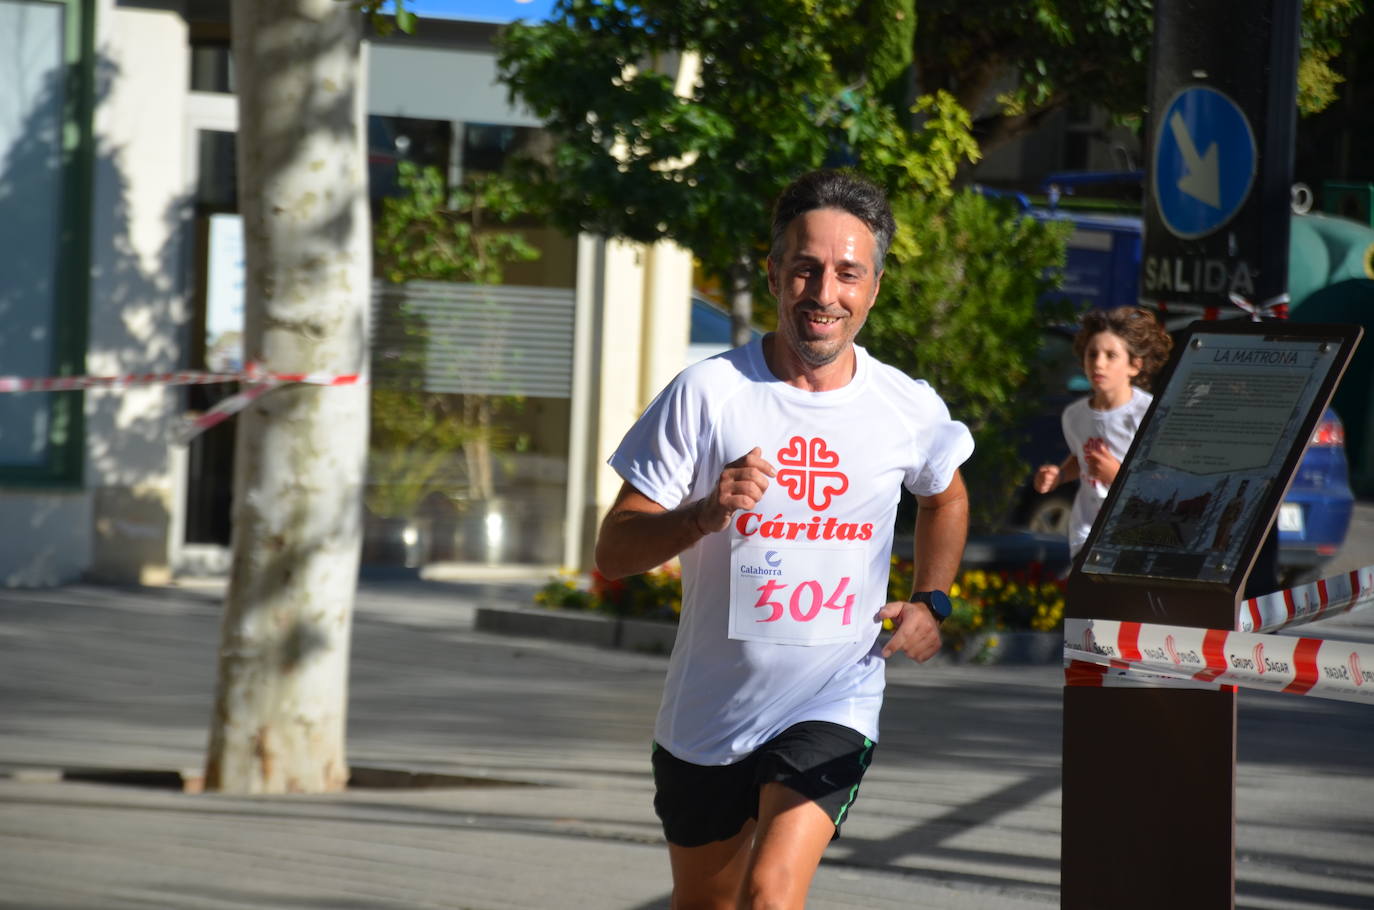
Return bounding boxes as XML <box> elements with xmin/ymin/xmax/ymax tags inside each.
<box><xmin>535</xmin><ymin>562</ymin><xmax>683</xmax><ymax>622</ymax></box>
<box><xmin>887</xmin><ymin>557</ymin><xmax>1066</xmax><ymax>662</ymax></box>
<box><xmin>534</xmin><ymin>557</ymin><xmax>1066</xmax><ymax>663</ymax></box>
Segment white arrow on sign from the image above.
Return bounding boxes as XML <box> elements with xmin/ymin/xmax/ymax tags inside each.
<box><xmin>1169</xmin><ymin>111</ymin><xmax>1220</xmax><ymax>208</ymax></box>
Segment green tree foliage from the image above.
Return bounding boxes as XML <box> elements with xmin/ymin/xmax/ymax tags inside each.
<box><xmin>374</xmin><ymin>161</ymin><xmax>538</xmax><ymax>284</ymax></box>
<box><xmin>851</xmin><ymin>0</ymin><xmax>917</xmax><ymax>109</ymax></box>
<box><xmin>916</xmin><ymin>0</ymin><xmax>1368</xmax><ymax>158</ymax></box>
<box><xmin>496</xmin><ymin>0</ymin><xmax>978</xmax><ymax>336</ymax></box>
<box><xmin>498</xmin><ymin>1</ymin><xmax>1068</xmax><ymax>527</ymax></box>
<box><xmin>1298</xmin><ymin>0</ymin><xmax>1366</xmax><ymax>112</ymax></box>
<box><xmin>861</xmin><ymin>192</ymin><xmax>1073</xmax><ymax>531</ymax></box>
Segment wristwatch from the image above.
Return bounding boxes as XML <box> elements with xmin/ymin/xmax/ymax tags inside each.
<box><xmin>911</xmin><ymin>590</ymin><xmax>952</xmax><ymax>625</ymax></box>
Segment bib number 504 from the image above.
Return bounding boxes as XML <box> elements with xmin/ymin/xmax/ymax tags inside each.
<box><xmin>753</xmin><ymin>577</ymin><xmax>854</xmax><ymax>626</ymax></box>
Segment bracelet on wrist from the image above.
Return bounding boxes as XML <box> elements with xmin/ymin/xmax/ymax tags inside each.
<box><xmin>692</xmin><ymin>500</ymin><xmax>711</xmax><ymax>536</ymax></box>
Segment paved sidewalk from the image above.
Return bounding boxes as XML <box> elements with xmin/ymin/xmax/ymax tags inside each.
<box><xmin>1</xmin><ymin>575</ymin><xmax>1372</xmax><ymax>909</ymax></box>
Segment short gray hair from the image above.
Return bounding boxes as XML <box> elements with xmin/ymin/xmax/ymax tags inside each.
<box><xmin>768</xmin><ymin>170</ymin><xmax>896</xmax><ymax>272</ymax></box>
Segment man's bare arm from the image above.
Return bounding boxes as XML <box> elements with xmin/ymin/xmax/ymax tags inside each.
<box><xmin>594</xmin><ymin>484</ymin><xmax>702</xmax><ymax>580</ymax></box>
<box><xmin>594</xmin><ymin>447</ymin><xmax>776</xmax><ymax>580</ymax></box>
<box><xmin>877</xmin><ymin>469</ymin><xmax>970</xmax><ymax>661</ymax></box>
<box><xmin>911</xmin><ymin>469</ymin><xmax>970</xmax><ymax>595</ymax></box>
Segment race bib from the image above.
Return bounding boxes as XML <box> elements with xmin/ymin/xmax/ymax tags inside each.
<box><xmin>728</xmin><ymin>539</ymin><xmax>867</xmax><ymax>646</ymax></box>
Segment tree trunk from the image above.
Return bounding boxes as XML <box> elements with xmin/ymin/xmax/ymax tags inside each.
<box><xmin>462</xmin><ymin>395</ymin><xmax>496</xmax><ymax>501</ymax></box>
<box><xmin>204</xmin><ymin>0</ymin><xmax>371</xmax><ymax>794</ymax></box>
<box><xmin>728</xmin><ymin>256</ymin><xmax>754</xmax><ymax>348</ymax></box>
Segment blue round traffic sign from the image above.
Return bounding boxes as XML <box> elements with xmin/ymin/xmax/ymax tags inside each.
<box><xmin>1152</xmin><ymin>86</ymin><xmax>1256</xmax><ymax>239</ymax></box>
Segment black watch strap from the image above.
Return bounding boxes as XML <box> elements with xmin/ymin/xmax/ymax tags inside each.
<box><xmin>911</xmin><ymin>589</ymin><xmax>952</xmax><ymax>624</ymax></box>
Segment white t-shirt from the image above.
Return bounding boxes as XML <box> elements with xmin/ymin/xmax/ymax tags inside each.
<box><xmin>609</xmin><ymin>339</ymin><xmax>973</xmax><ymax>765</ymax></box>
<box><xmin>1062</xmin><ymin>388</ymin><xmax>1153</xmax><ymax>556</ymax></box>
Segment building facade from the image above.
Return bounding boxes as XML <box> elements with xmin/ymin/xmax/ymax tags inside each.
<box><xmin>0</xmin><ymin>1</ymin><xmax>694</xmax><ymax>586</ymax></box>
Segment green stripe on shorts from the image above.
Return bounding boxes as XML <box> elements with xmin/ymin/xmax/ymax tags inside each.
<box><xmin>831</xmin><ymin>736</ymin><xmax>874</xmax><ymax>827</ymax></box>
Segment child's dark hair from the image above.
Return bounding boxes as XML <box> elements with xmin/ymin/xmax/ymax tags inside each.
<box><xmin>1072</xmin><ymin>306</ymin><xmax>1174</xmax><ymax>390</ymax></box>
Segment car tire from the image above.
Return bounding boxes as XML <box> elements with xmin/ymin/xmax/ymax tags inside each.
<box><xmin>1027</xmin><ymin>493</ymin><xmax>1074</xmax><ymax>536</ymax></box>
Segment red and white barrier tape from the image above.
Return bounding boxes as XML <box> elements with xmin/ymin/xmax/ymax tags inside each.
<box><xmin>1227</xmin><ymin>291</ymin><xmax>1291</xmax><ymax>322</ymax></box>
<box><xmin>1064</xmin><ymin>655</ymin><xmax>1230</xmax><ymax>693</ymax></box>
<box><xmin>0</xmin><ymin>365</ymin><xmax>366</xmax><ymax>445</ymax></box>
<box><xmin>0</xmin><ymin>370</ymin><xmax>245</xmax><ymax>393</ymax></box>
<box><xmin>1063</xmin><ymin>613</ymin><xmax>1374</xmax><ymax>704</ymax></box>
<box><xmin>1152</xmin><ymin>295</ymin><xmax>1291</xmax><ymax>323</ymax></box>
<box><xmin>172</xmin><ymin>382</ymin><xmax>278</xmax><ymax>445</ymax></box>
<box><xmin>0</xmin><ymin>364</ymin><xmax>364</xmax><ymax>393</ymax></box>
<box><xmin>169</xmin><ymin>367</ymin><xmax>365</xmax><ymax>444</ymax></box>
<box><xmin>246</xmin><ymin>368</ymin><xmax>365</xmax><ymax>387</ymax></box>
<box><xmin>1240</xmin><ymin>565</ymin><xmax>1374</xmax><ymax>633</ymax></box>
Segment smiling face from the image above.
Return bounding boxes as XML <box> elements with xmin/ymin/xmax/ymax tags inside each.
<box><xmin>1082</xmin><ymin>329</ymin><xmax>1142</xmax><ymax>405</ymax></box>
<box><xmin>766</xmin><ymin>207</ymin><xmax>882</xmax><ymax>384</ymax></box>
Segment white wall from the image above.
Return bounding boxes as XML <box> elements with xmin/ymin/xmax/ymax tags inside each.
<box><xmin>0</xmin><ymin>493</ymin><xmax>92</xmax><ymax>587</ymax></box>
<box><xmin>368</xmin><ymin>43</ymin><xmax>539</xmax><ymax>125</ymax></box>
<box><xmin>577</xmin><ymin>239</ymin><xmax>693</xmax><ymax>561</ymax></box>
<box><xmin>84</xmin><ymin>3</ymin><xmax>190</xmax><ymax>584</ymax></box>
<box><xmin>640</xmin><ymin>241</ymin><xmax>693</xmax><ymax>401</ymax></box>
<box><xmin>591</xmin><ymin>239</ymin><xmax>650</xmax><ymax>518</ymax></box>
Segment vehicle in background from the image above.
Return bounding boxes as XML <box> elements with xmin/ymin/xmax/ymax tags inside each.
<box><xmin>687</xmin><ymin>293</ymin><xmax>762</xmax><ymax>366</ymax></box>
<box><xmin>980</xmin><ymin>171</ymin><xmax>1147</xmax><ymax>314</ymax></box>
<box><xmin>1279</xmin><ymin>409</ymin><xmax>1356</xmax><ymax>584</ymax></box>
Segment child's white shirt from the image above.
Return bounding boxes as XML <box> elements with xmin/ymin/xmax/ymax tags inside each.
<box><xmin>1062</xmin><ymin>387</ymin><xmax>1153</xmax><ymax>556</ymax></box>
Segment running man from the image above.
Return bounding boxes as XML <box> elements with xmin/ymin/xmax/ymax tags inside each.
<box><xmin>596</xmin><ymin>170</ymin><xmax>972</xmax><ymax>909</ymax></box>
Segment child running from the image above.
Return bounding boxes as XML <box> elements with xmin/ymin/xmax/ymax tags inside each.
<box><xmin>1034</xmin><ymin>306</ymin><xmax>1173</xmax><ymax>558</ymax></box>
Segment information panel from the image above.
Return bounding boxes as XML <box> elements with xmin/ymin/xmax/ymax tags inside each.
<box><xmin>1082</xmin><ymin>328</ymin><xmax>1353</xmax><ymax>584</ymax></box>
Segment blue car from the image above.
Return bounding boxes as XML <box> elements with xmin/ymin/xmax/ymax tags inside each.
<box><xmin>1278</xmin><ymin>408</ymin><xmax>1356</xmax><ymax>584</ymax></box>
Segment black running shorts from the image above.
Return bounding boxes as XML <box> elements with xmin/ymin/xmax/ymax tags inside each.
<box><xmin>651</xmin><ymin>720</ymin><xmax>876</xmax><ymax>848</ymax></box>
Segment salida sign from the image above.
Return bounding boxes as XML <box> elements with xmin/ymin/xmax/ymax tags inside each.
<box><xmin>1141</xmin><ymin>0</ymin><xmax>1301</xmax><ymax>313</ymax></box>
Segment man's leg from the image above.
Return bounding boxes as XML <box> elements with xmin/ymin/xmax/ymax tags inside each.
<box><xmin>666</xmin><ymin>822</ymin><xmax>755</xmax><ymax>910</ymax></box>
<box><xmin>735</xmin><ymin>782</ymin><xmax>834</xmax><ymax>910</ymax></box>
<box><xmin>654</xmin><ymin>723</ymin><xmax>870</xmax><ymax>909</ymax></box>
<box><xmin>654</xmin><ymin>742</ymin><xmax>758</xmax><ymax>909</ymax></box>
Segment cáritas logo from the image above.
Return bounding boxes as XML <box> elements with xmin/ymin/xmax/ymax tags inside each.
<box><xmin>776</xmin><ymin>436</ymin><xmax>848</xmax><ymax>510</ymax></box>
<box><xmin>735</xmin><ymin>512</ymin><xmax>873</xmax><ymax>541</ymax></box>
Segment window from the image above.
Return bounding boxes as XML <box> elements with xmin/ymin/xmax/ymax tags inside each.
<box><xmin>368</xmin><ymin>114</ymin><xmax>452</xmax><ymax>210</ymax></box>
<box><xmin>0</xmin><ymin>0</ymin><xmax>93</xmax><ymax>483</ymax></box>
<box><xmin>196</xmin><ymin>129</ymin><xmax>238</xmax><ymax>209</ymax></box>
<box><xmin>461</xmin><ymin>122</ymin><xmax>540</xmax><ymax>174</ymax></box>
<box><xmin>189</xmin><ymin>40</ymin><xmax>234</xmax><ymax>93</ymax></box>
